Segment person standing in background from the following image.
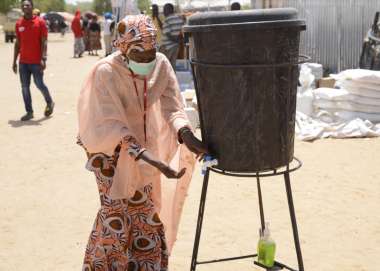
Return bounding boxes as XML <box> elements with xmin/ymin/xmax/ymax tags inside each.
<box><xmin>71</xmin><ymin>10</ymin><xmax>85</xmax><ymax>58</ymax></box>
<box><xmin>88</xmin><ymin>16</ymin><xmax>102</xmax><ymax>56</ymax></box>
<box><xmin>32</xmin><ymin>8</ymin><xmax>40</xmax><ymax>17</ymax></box>
<box><xmin>12</xmin><ymin>0</ymin><xmax>54</xmax><ymax>121</ymax></box>
<box><xmin>103</xmin><ymin>12</ymin><xmax>114</xmax><ymax>56</ymax></box>
<box><xmin>82</xmin><ymin>16</ymin><xmax>90</xmax><ymax>53</ymax></box>
<box><xmin>59</xmin><ymin>20</ymin><xmax>67</xmax><ymax>37</ymax></box>
<box><xmin>151</xmin><ymin>4</ymin><xmax>163</xmax><ymax>48</ymax></box>
<box><xmin>231</xmin><ymin>2</ymin><xmax>241</xmax><ymax>10</ymax></box>
<box><xmin>160</xmin><ymin>3</ymin><xmax>184</xmax><ymax>70</ymax></box>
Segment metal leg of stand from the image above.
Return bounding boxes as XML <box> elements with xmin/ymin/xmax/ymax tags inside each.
<box><xmin>256</xmin><ymin>174</ymin><xmax>266</xmax><ymax>230</ymax></box>
<box><xmin>284</xmin><ymin>172</ymin><xmax>304</xmax><ymax>271</ymax></box>
<box><xmin>190</xmin><ymin>168</ymin><xmax>211</xmax><ymax>271</ymax></box>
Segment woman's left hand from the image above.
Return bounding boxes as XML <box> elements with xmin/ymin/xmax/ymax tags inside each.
<box><xmin>180</xmin><ymin>128</ymin><xmax>209</xmax><ymax>161</ymax></box>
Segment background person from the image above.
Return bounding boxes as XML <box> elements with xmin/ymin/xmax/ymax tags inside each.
<box><xmin>82</xmin><ymin>16</ymin><xmax>90</xmax><ymax>53</ymax></box>
<box><xmin>71</xmin><ymin>10</ymin><xmax>85</xmax><ymax>58</ymax></box>
<box><xmin>151</xmin><ymin>4</ymin><xmax>163</xmax><ymax>48</ymax></box>
<box><xmin>160</xmin><ymin>3</ymin><xmax>184</xmax><ymax>70</ymax></box>
<box><xmin>59</xmin><ymin>20</ymin><xmax>67</xmax><ymax>37</ymax></box>
<box><xmin>231</xmin><ymin>2</ymin><xmax>241</xmax><ymax>10</ymax></box>
<box><xmin>103</xmin><ymin>12</ymin><xmax>114</xmax><ymax>56</ymax></box>
<box><xmin>88</xmin><ymin>16</ymin><xmax>101</xmax><ymax>56</ymax></box>
<box><xmin>12</xmin><ymin>0</ymin><xmax>54</xmax><ymax>121</ymax></box>
<box><xmin>32</xmin><ymin>8</ymin><xmax>40</xmax><ymax>16</ymax></box>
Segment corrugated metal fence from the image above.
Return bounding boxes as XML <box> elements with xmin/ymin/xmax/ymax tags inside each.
<box><xmin>280</xmin><ymin>0</ymin><xmax>380</xmax><ymax>72</ymax></box>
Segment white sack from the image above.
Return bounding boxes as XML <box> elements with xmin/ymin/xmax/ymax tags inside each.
<box><xmin>314</xmin><ymin>99</ymin><xmax>380</xmax><ymax>114</ymax></box>
<box><xmin>332</xmin><ymin>69</ymin><xmax>380</xmax><ymax>85</ymax></box>
<box><xmin>314</xmin><ymin>88</ymin><xmax>380</xmax><ymax>106</ymax></box>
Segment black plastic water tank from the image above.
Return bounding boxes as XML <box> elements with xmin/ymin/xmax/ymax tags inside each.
<box><xmin>184</xmin><ymin>8</ymin><xmax>306</xmax><ymax>172</ymax></box>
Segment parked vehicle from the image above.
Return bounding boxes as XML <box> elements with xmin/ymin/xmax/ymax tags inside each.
<box><xmin>4</xmin><ymin>8</ymin><xmax>22</xmax><ymax>43</ymax></box>
<box><xmin>43</xmin><ymin>12</ymin><xmax>66</xmax><ymax>33</ymax></box>
<box><xmin>360</xmin><ymin>12</ymin><xmax>380</xmax><ymax>70</ymax></box>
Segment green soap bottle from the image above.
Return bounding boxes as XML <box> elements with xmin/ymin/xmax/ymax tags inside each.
<box><xmin>257</xmin><ymin>222</ymin><xmax>276</xmax><ymax>267</ymax></box>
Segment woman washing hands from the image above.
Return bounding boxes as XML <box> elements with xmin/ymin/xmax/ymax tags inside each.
<box><xmin>77</xmin><ymin>15</ymin><xmax>207</xmax><ymax>271</ymax></box>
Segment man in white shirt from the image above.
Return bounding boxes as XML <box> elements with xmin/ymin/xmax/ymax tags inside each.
<box><xmin>103</xmin><ymin>12</ymin><xmax>114</xmax><ymax>56</ymax></box>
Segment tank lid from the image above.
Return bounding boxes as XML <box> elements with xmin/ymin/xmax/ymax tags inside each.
<box><xmin>184</xmin><ymin>8</ymin><xmax>305</xmax><ymax>32</ymax></box>
<box><xmin>188</xmin><ymin>8</ymin><xmax>299</xmax><ymax>25</ymax></box>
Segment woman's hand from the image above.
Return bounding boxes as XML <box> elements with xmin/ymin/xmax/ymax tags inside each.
<box><xmin>157</xmin><ymin>163</ymin><xmax>186</xmax><ymax>179</ymax></box>
<box><xmin>137</xmin><ymin>149</ymin><xmax>186</xmax><ymax>179</ymax></box>
<box><xmin>179</xmin><ymin>127</ymin><xmax>209</xmax><ymax>161</ymax></box>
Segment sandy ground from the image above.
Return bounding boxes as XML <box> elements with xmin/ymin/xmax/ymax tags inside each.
<box><xmin>0</xmin><ymin>33</ymin><xmax>379</xmax><ymax>271</ymax></box>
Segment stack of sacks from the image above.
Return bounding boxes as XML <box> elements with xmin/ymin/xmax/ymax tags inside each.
<box><xmin>296</xmin><ymin>63</ymin><xmax>323</xmax><ymax>116</ymax></box>
<box><xmin>176</xmin><ymin>71</ymin><xmax>194</xmax><ymax>92</ymax></box>
<box><xmin>297</xmin><ymin>64</ymin><xmax>315</xmax><ymax>116</ymax></box>
<box><xmin>314</xmin><ymin>69</ymin><xmax>380</xmax><ymax>123</ymax></box>
<box><xmin>181</xmin><ymin>89</ymin><xmax>200</xmax><ymax>129</ymax></box>
<box><xmin>304</xmin><ymin>63</ymin><xmax>323</xmax><ymax>85</ymax></box>
<box><xmin>176</xmin><ymin>71</ymin><xmax>199</xmax><ymax>129</ymax></box>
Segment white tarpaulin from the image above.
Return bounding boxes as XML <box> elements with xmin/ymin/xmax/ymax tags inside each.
<box><xmin>295</xmin><ymin>69</ymin><xmax>380</xmax><ymax>141</ymax></box>
<box><xmin>296</xmin><ymin>111</ymin><xmax>380</xmax><ymax>141</ymax></box>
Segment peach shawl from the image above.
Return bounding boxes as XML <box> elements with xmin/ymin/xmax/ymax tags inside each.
<box><xmin>77</xmin><ymin>51</ymin><xmax>196</xmax><ymax>251</ymax></box>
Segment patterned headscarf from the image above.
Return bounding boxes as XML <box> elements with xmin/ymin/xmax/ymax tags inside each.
<box><xmin>114</xmin><ymin>15</ymin><xmax>157</xmax><ymax>55</ymax></box>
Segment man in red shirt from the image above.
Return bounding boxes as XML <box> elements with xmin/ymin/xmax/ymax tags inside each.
<box><xmin>12</xmin><ymin>0</ymin><xmax>54</xmax><ymax>121</ymax></box>
<box><xmin>71</xmin><ymin>10</ymin><xmax>85</xmax><ymax>58</ymax></box>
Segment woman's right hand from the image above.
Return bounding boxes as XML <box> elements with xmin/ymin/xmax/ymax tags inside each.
<box><xmin>137</xmin><ymin>149</ymin><xmax>186</xmax><ymax>179</ymax></box>
<box><xmin>157</xmin><ymin>163</ymin><xmax>186</xmax><ymax>179</ymax></box>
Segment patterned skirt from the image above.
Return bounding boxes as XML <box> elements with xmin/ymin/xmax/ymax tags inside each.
<box><xmin>88</xmin><ymin>31</ymin><xmax>102</xmax><ymax>51</ymax></box>
<box><xmin>82</xmin><ymin>151</ymin><xmax>168</xmax><ymax>271</ymax></box>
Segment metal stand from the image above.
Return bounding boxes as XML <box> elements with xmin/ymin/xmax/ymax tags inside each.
<box><xmin>190</xmin><ymin>158</ymin><xmax>304</xmax><ymax>271</ymax></box>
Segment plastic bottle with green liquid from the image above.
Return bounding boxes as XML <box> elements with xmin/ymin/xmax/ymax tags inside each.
<box><xmin>257</xmin><ymin>222</ymin><xmax>276</xmax><ymax>267</ymax></box>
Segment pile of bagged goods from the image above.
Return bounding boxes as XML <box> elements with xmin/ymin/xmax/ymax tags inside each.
<box><xmin>176</xmin><ymin>65</ymin><xmax>200</xmax><ymax>130</ymax></box>
<box><xmin>297</xmin><ymin>65</ymin><xmax>380</xmax><ymax>141</ymax></box>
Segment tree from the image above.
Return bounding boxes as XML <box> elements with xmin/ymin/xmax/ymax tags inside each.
<box><xmin>66</xmin><ymin>1</ymin><xmax>94</xmax><ymax>13</ymax></box>
<box><xmin>93</xmin><ymin>0</ymin><xmax>111</xmax><ymax>15</ymax></box>
<box><xmin>137</xmin><ymin>0</ymin><xmax>151</xmax><ymax>14</ymax></box>
<box><xmin>242</xmin><ymin>3</ymin><xmax>252</xmax><ymax>10</ymax></box>
<box><xmin>0</xmin><ymin>0</ymin><xmax>19</xmax><ymax>13</ymax></box>
<box><xmin>91</xmin><ymin>0</ymin><xmax>152</xmax><ymax>15</ymax></box>
<box><xmin>33</xmin><ymin>0</ymin><xmax>65</xmax><ymax>12</ymax></box>
<box><xmin>47</xmin><ymin>0</ymin><xmax>65</xmax><ymax>11</ymax></box>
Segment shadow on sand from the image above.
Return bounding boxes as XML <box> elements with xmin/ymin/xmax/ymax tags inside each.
<box><xmin>8</xmin><ymin>117</ymin><xmax>51</xmax><ymax>128</ymax></box>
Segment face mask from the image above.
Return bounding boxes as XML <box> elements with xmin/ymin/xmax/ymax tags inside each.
<box><xmin>128</xmin><ymin>58</ymin><xmax>157</xmax><ymax>76</ymax></box>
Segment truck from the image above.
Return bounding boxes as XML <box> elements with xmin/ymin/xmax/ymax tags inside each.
<box><xmin>360</xmin><ymin>11</ymin><xmax>380</xmax><ymax>70</ymax></box>
<box><xmin>3</xmin><ymin>8</ymin><xmax>22</xmax><ymax>43</ymax></box>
